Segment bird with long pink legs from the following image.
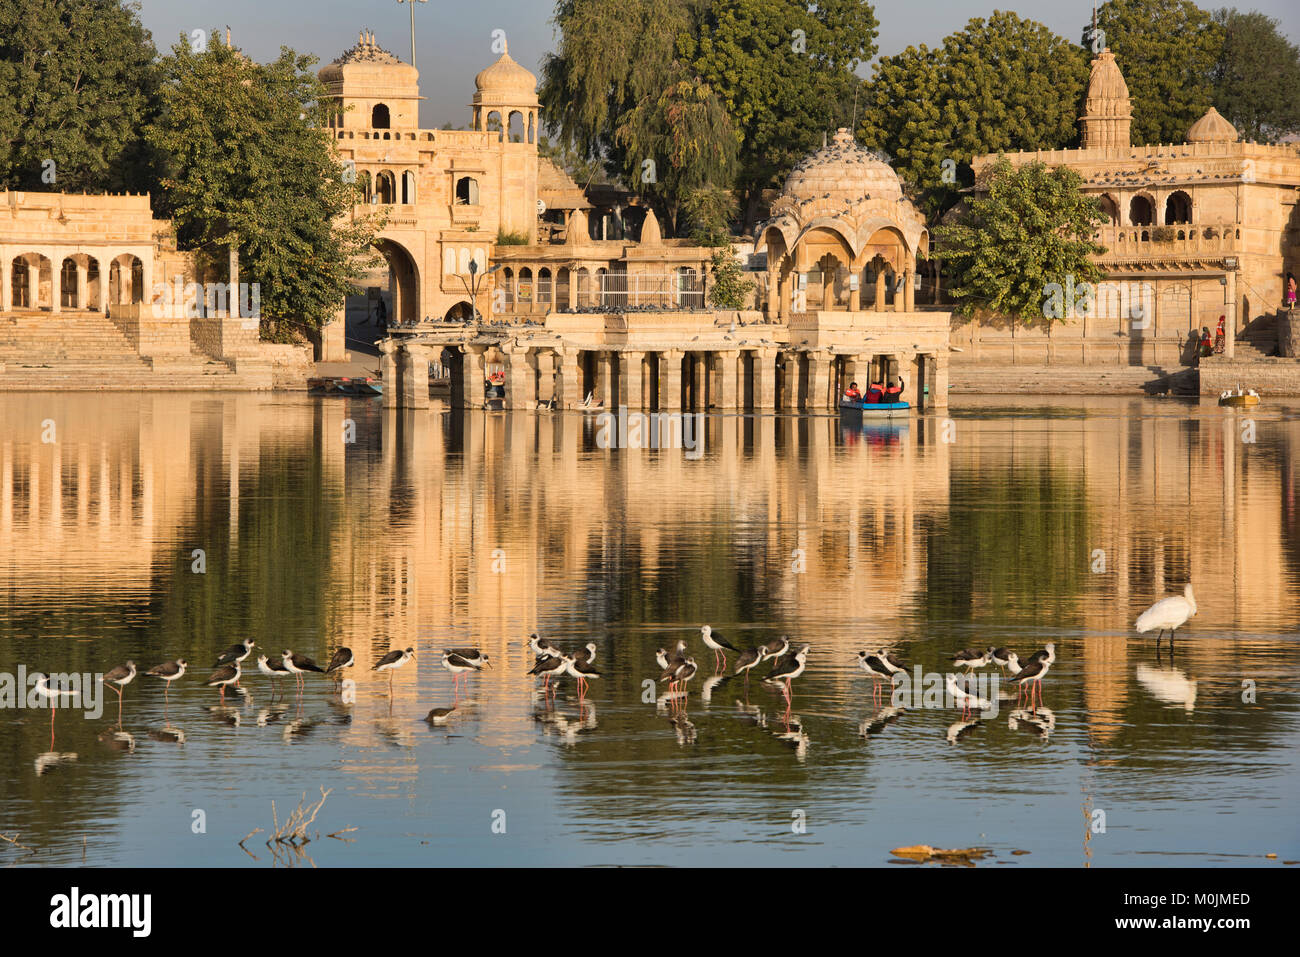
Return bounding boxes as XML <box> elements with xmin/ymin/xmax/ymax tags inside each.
<box><xmin>33</xmin><ymin>673</ymin><xmax>79</xmax><ymax>750</ymax></box>
<box><xmin>765</xmin><ymin>644</ymin><xmax>809</xmax><ymax>725</ymax></box>
<box><xmin>945</xmin><ymin>673</ymin><xmax>992</xmax><ymax>720</ymax></box>
<box><xmin>732</xmin><ymin>646</ymin><xmax>769</xmax><ymax>692</ymax></box>
<box><xmin>205</xmin><ymin>661</ymin><xmax>242</xmax><ymax>702</ymax></box>
<box><xmin>529</xmin><ymin>652</ymin><xmax>565</xmax><ymax>697</ymax></box>
<box><xmin>145</xmin><ymin>659</ymin><xmax>186</xmax><ymax>717</ymax></box>
<box><xmin>856</xmin><ymin>651</ymin><xmax>894</xmax><ymax>707</ymax></box>
<box><xmin>1012</xmin><ymin>644</ymin><xmax>1055</xmax><ymax>713</ymax></box>
<box><xmin>565</xmin><ymin>654</ymin><xmax>601</xmax><ymax>701</ymax></box>
<box><xmin>373</xmin><ymin>647</ymin><xmax>416</xmax><ymax>695</ymax></box>
<box><xmin>101</xmin><ymin>661</ymin><xmax>137</xmax><ymax>726</ymax></box>
<box><xmin>700</xmin><ymin>625</ymin><xmax>739</xmax><ymax>672</ymax></box>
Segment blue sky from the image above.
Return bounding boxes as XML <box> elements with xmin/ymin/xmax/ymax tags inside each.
<box><xmin>136</xmin><ymin>0</ymin><xmax>1300</xmax><ymax>129</ymax></box>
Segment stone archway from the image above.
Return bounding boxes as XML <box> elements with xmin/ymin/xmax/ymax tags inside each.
<box><xmin>372</xmin><ymin>238</ymin><xmax>420</xmax><ymax>325</ymax></box>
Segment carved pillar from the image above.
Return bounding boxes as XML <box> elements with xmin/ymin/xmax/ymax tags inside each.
<box><xmin>658</xmin><ymin>349</ymin><xmax>683</xmax><ymax>412</ymax></box>
<box><xmin>805</xmin><ymin>351</ymin><xmax>832</xmax><ymax>411</ymax></box>
<box><xmin>380</xmin><ymin>339</ymin><xmax>399</xmax><ymax>410</ymax></box>
<box><xmin>398</xmin><ymin>344</ymin><xmax>431</xmax><ymax>409</ymax></box>
<box><xmin>778</xmin><ymin>352</ymin><xmax>796</xmax><ymax>410</ymax></box>
<box><xmin>555</xmin><ymin>348</ymin><xmax>583</xmax><ymax>409</ymax></box>
<box><xmin>716</xmin><ymin>350</ymin><xmax>740</xmax><ymax>409</ymax></box>
<box><xmin>76</xmin><ymin>261</ymin><xmax>88</xmax><ymax>309</ymax></box>
<box><xmin>458</xmin><ymin>344</ymin><xmax>487</xmax><ymax>409</ymax></box>
<box><xmin>690</xmin><ymin>352</ymin><xmax>707</xmax><ymax>411</ymax></box>
<box><xmin>875</xmin><ymin>270</ymin><xmax>886</xmax><ymax>311</ymax></box>
<box><xmin>752</xmin><ymin>348</ymin><xmax>777</xmax><ymax>410</ymax></box>
<box><xmin>503</xmin><ymin>345</ymin><xmax>533</xmax><ymax>410</ymax></box>
<box><xmin>933</xmin><ymin>351</ymin><xmax>950</xmax><ymax>410</ymax></box>
<box><xmin>904</xmin><ymin>269</ymin><xmax>915</xmax><ymax>312</ymax></box>
<box><xmin>620</xmin><ymin>351</ymin><xmax>646</xmax><ymax>410</ymax></box>
<box><xmin>1224</xmin><ymin>269</ymin><xmax>1236</xmax><ymax>359</ymax></box>
<box><xmin>50</xmin><ymin>255</ymin><xmax>61</xmax><ymax>313</ymax></box>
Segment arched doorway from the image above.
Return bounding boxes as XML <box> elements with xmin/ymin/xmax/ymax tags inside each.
<box><xmin>345</xmin><ymin>238</ymin><xmax>421</xmax><ymax>344</ymax></box>
<box><xmin>1165</xmin><ymin>191</ymin><xmax>1192</xmax><ymax>225</ymax></box>
<box><xmin>445</xmin><ymin>301</ymin><xmax>474</xmax><ymax>322</ymax></box>
<box><xmin>1129</xmin><ymin>195</ymin><xmax>1154</xmax><ymax>226</ymax></box>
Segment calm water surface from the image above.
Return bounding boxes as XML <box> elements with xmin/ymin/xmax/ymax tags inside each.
<box><xmin>1</xmin><ymin>393</ymin><xmax>1297</xmax><ymax>867</ymax></box>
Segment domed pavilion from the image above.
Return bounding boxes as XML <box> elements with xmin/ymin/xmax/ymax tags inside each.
<box><xmin>757</xmin><ymin>128</ymin><xmax>929</xmax><ymax>318</ymax></box>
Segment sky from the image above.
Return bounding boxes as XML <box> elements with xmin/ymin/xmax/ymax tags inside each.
<box><xmin>135</xmin><ymin>0</ymin><xmax>1300</xmax><ymax>130</ymax></box>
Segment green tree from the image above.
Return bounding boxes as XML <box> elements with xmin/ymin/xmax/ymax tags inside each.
<box><xmin>1089</xmin><ymin>0</ymin><xmax>1223</xmax><ymax>144</ymax></box>
<box><xmin>706</xmin><ymin>248</ymin><xmax>754</xmax><ymax>309</ymax></box>
<box><xmin>614</xmin><ymin>66</ymin><xmax>738</xmax><ymax>235</ymax></box>
<box><xmin>859</xmin><ymin>13</ymin><xmax>1088</xmax><ymax>224</ymax></box>
<box><xmin>0</xmin><ymin>0</ymin><xmax>160</xmax><ymax>191</ymax></box>
<box><xmin>146</xmin><ymin>36</ymin><xmax>380</xmax><ymax>335</ymax></box>
<box><xmin>936</xmin><ymin>159</ymin><xmax>1104</xmax><ymax>325</ymax></box>
<box><xmin>1211</xmin><ymin>9</ymin><xmax>1300</xmax><ymax>142</ymax></box>
<box><xmin>690</xmin><ymin>0</ymin><xmax>879</xmax><ymax>228</ymax></box>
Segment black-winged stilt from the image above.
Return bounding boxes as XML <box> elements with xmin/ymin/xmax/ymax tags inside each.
<box><xmin>215</xmin><ymin>638</ymin><xmax>255</xmax><ymax>670</ymax></box>
<box><xmin>425</xmin><ymin>706</ymin><xmax>456</xmax><ymax>725</ymax></box>
<box><xmin>572</xmin><ymin>642</ymin><xmax>597</xmax><ymax>664</ymax></box>
<box><xmin>659</xmin><ymin>655</ymin><xmax>697</xmax><ymax>710</ymax></box>
<box><xmin>529</xmin><ymin>653</ymin><xmax>566</xmax><ymax>694</ymax></box>
<box><xmin>856</xmin><ymin>651</ymin><xmax>894</xmax><ymax>704</ymax></box>
<box><xmin>445</xmin><ymin>648</ymin><xmax>491</xmax><ymax>670</ymax></box>
<box><xmin>101</xmin><ymin>661</ymin><xmax>136</xmax><ymax>725</ymax></box>
<box><xmin>952</xmin><ymin>648</ymin><xmax>992</xmax><ymax>673</ymax></box>
<box><xmin>281</xmin><ymin>650</ymin><xmax>324</xmax><ymax>692</ymax></box>
<box><xmin>764</xmin><ymin>635</ymin><xmax>791</xmax><ymax>659</ymax></box>
<box><xmin>944</xmin><ymin>673</ymin><xmax>992</xmax><ymax>719</ymax></box>
<box><xmin>525</xmin><ymin>633</ymin><xmax>562</xmax><ymax>659</ymax></box>
<box><xmin>257</xmin><ymin>654</ymin><xmax>290</xmax><ymax>697</ymax></box>
<box><xmin>33</xmin><ymin>673</ymin><xmax>79</xmax><ymax>749</ymax></box>
<box><xmin>565</xmin><ymin>655</ymin><xmax>601</xmax><ymax>699</ymax></box>
<box><xmin>1136</xmin><ymin>584</ymin><xmax>1197</xmax><ymax>649</ymax></box>
<box><xmin>145</xmin><ymin>658</ymin><xmax>187</xmax><ymax>705</ymax></box>
<box><xmin>373</xmin><ymin>647</ymin><xmax>416</xmax><ymax>693</ymax></box>
<box><xmin>440</xmin><ymin>651</ymin><xmax>480</xmax><ymax>694</ymax></box>
<box><xmin>205</xmin><ymin>661</ymin><xmax>242</xmax><ymax>700</ymax></box>
<box><xmin>765</xmin><ymin>644</ymin><xmax>809</xmax><ymax>714</ymax></box>
<box><xmin>732</xmin><ymin>646</ymin><xmax>769</xmax><ymax>687</ymax></box>
<box><xmin>700</xmin><ymin>625</ymin><xmax>739</xmax><ymax>670</ymax></box>
<box><xmin>990</xmin><ymin>647</ymin><xmax>1016</xmax><ymax>672</ymax></box>
<box><xmin>1012</xmin><ymin>643</ymin><xmax>1055</xmax><ymax>710</ymax></box>
<box><xmin>324</xmin><ymin>646</ymin><xmax>355</xmax><ymax>682</ymax></box>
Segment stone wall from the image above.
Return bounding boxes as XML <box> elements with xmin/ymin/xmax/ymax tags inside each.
<box><xmin>1280</xmin><ymin>309</ymin><xmax>1300</xmax><ymax>359</ymax></box>
<box><xmin>108</xmin><ymin>304</ymin><xmax>191</xmax><ymax>357</ymax></box>
<box><xmin>260</xmin><ymin>342</ymin><xmax>315</xmax><ymax>389</ymax></box>
<box><xmin>1199</xmin><ymin>355</ymin><xmax>1300</xmax><ymax>395</ymax></box>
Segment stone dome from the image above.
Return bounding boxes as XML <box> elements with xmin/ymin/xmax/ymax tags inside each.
<box><xmin>757</xmin><ymin>128</ymin><xmax>928</xmax><ymax>263</ymax></box>
<box><xmin>474</xmin><ymin>47</ymin><xmax>538</xmax><ymax>102</ymax></box>
<box><xmin>1187</xmin><ymin>106</ymin><xmax>1239</xmax><ymax>144</ymax></box>
<box><xmin>781</xmin><ymin>128</ymin><xmax>903</xmax><ymax>203</ymax></box>
<box><xmin>319</xmin><ymin>31</ymin><xmax>417</xmax><ymax>86</ymax></box>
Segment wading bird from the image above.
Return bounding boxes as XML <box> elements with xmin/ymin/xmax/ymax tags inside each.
<box><xmin>33</xmin><ymin>673</ymin><xmax>79</xmax><ymax>749</ymax></box>
<box><xmin>529</xmin><ymin>653</ymin><xmax>566</xmax><ymax>694</ymax></box>
<box><xmin>945</xmin><ymin>674</ymin><xmax>992</xmax><ymax>720</ymax></box>
<box><xmin>257</xmin><ymin>654</ymin><xmax>290</xmax><ymax>698</ymax></box>
<box><xmin>281</xmin><ymin>650</ymin><xmax>324</xmax><ymax>692</ymax></box>
<box><xmin>440</xmin><ymin>651</ymin><xmax>481</xmax><ymax>694</ymax></box>
<box><xmin>565</xmin><ymin>655</ymin><xmax>601</xmax><ymax>699</ymax></box>
<box><xmin>952</xmin><ymin>648</ymin><xmax>993</xmax><ymax>674</ymax></box>
<box><xmin>101</xmin><ymin>660</ymin><xmax>136</xmax><ymax>725</ymax></box>
<box><xmin>764</xmin><ymin>635</ymin><xmax>791</xmax><ymax>659</ymax></box>
<box><xmin>324</xmin><ymin>647</ymin><xmax>355</xmax><ymax>688</ymax></box>
<box><xmin>205</xmin><ymin>661</ymin><xmax>242</xmax><ymax>701</ymax></box>
<box><xmin>700</xmin><ymin>625</ymin><xmax>739</xmax><ymax>671</ymax></box>
<box><xmin>765</xmin><ymin>644</ymin><xmax>810</xmax><ymax>707</ymax></box>
<box><xmin>214</xmin><ymin>639</ymin><xmax>255</xmax><ymax>684</ymax></box>
<box><xmin>373</xmin><ymin>647</ymin><xmax>416</xmax><ymax>693</ymax></box>
<box><xmin>1135</xmin><ymin>584</ymin><xmax>1197</xmax><ymax>650</ymax></box>
<box><xmin>145</xmin><ymin>659</ymin><xmax>187</xmax><ymax>704</ymax></box>
<box><xmin>1012</xmin><ymin>643</ymin><xmax>1055</xmax><ymax>710</ymax></box>
<box><xmin>856</xmin><ymin>651</ymin><xmax>895</xmax><ymax>704</ymax></box>
<box><xmin>733</xmin><ymin>646</ymin><xmax>769</xmax><ymax>687</ymax></box>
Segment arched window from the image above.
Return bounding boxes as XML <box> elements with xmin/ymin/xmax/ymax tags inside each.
<box><xmin>1129</xmin><ymin>195</ymin><xmax>1154</xmax><ymax>227</ymax></box>
<box><xmin>508</xmin><ymin>111</ymin><xmax>524</xmax><ymax>143</ymax></box>
<box><xmin>444</xmin><ymin>248</ymin><xmax>457</xmax><ymax>277</ymax></box>
<box><xmin>371</xmin><ymin>104</ymin><xmax>390</xmax><ymax>129</ymax></box>
<box><xmin>458</xmin><ymin>248</ymin><xmax>471</xmax><ymax>275</ymax></box>
<box><xmin>537</xmin><ymin>268</ymin><xmax>552</xmax><ymax>306</ymax></box>
<box><xmin>401</xmin><ymin>170</ymin><xmax>416</xmax><ymax>205</ymax></box>
<box><xmin>376</xmin><ymin>170</ymin><xmax>396</xmax><ymax>205</ymax></box>
<box><xmin>486</xmin><ymin>111</ymin><xmax>503</xmax><ymax>142</ymax></box>
<box><xmin>455</xmin><ymin>176</ymin><xmax>479</xmax><ymax>205</ymax></box>
<box><xmin>1097</xmin><ymin>195</ymin><xmax>1119</xmax><ymax>226</ymax></box>
<box><xmin>1165</xmin><ymin>191</ymin><xmax>1192</xmax><ymax>225</ymax></box>
<box><xmin>359</xmin><ymin>170</ymin><xmax>372</xmax><ymax>204</ymax></box>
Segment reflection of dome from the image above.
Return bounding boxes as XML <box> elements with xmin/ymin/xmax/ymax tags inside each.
<box><xmin>757</xmin><ymin>128</ymin><xmax>927</xmax><ymax>261</ymax></box>
<box><xmin>474</xmin><ymin>47</ymin><xmax>537</xmax><ymax>100</ymax></box>
<box><xmin>782</xmin><ymin>128</ymin><xmax>903</xmax><ymax>202</ymax></box>
<box><xmin>1187</xmin><ymin>106</ymin><xmax>1239</xmax><ymax>144</ymax></box>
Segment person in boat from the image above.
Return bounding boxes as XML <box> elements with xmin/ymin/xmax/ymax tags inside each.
<box><xmin>884</xmin><ymin>376</ymin><xmax>905</xmax><ymax>404</ymax></box>
<box><xmin>1213</xmin><ymin>314</ymin><xmax>1226</xmax><ymax>354</ymax></box>
<box><xmin>866</xmin><ymin>380</ymin><xmax>884</xmax><ymax>403</ymax></box>
<box><xmin>844</xmin><ymin>381</ymin><xmax>862</xmax><ymax>402</ymax></box>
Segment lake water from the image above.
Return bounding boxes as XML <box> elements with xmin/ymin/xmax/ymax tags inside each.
<box><xmin>0</xmin><ymin>393</ymin><xmax>1297</xmax><ymax>867</ymax></box>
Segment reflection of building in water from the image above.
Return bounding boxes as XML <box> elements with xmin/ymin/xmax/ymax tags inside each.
<box><xmin>2</xmin><ymin>396</ymin><xmax>1297</xmax><ymax>746</ymax></box>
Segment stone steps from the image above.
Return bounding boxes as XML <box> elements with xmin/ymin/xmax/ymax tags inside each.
<box><xmin>951</xmin><ymin>363</ymin><xmax>1193</xmax><ymax>395</ymax></box>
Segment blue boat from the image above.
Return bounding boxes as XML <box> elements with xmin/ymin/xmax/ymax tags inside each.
<box><xmin>839</xmin><ymin>399</ymin><xmax>910</xmax><ymax>417</ymax></box>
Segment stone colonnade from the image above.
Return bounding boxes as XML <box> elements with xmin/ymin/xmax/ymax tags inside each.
<box><xmin>384</xmin><ymin>341</ymin><xmax>948</xmax><ymax>412</ymax></box>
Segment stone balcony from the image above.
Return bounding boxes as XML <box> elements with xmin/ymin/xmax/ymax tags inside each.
<box><xmin>1097</xmin><ymin>222</ymin><xmax>1242</xmax><ymax>266</ymax></box>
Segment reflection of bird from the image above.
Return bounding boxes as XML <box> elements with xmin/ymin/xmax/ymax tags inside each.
<box><xmin>700</xmin><ymin>625</ymin><xmax>739</xmax><ymax>670</ymax></box>
<box><xmin>1136</xmin><ymin>584</ymin><xmax>1197</xmax><ymax>649</ymax></box>
<box><xmin>1136</xmin><ymin>663</ymin><xmax>1198</xmax><ymax>712</ymax></box>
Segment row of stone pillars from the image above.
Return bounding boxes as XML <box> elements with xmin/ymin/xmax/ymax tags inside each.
<box><xmin>768</xmin><ymin>265</ymin><xmax>917</xmax><ymax>320</ymax></box>
<box><xmin>384</xmin><ymin>340</ymin><xmax>947</xmax><ymax>412</ymax></box>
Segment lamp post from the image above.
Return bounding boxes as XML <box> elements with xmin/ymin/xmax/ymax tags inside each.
<box><xmin>396</xmin><ymin>0</ymin><xmax>427</xmax><ymax>67</ymax></box>
<box><xmin>458</xmin><ymin>258</ymin><xmax>502</xmax><ymax>323</ymax></box>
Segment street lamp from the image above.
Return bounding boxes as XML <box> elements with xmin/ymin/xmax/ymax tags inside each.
<box><xmin>396</xmin><ymin>0</ymin><xmax>427</xmax><ymax>67</ymax></box>
<box><xmin>458</xmin><ymin>258</ymin><xmax>502</xmax><ymax>323</ymax></box>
